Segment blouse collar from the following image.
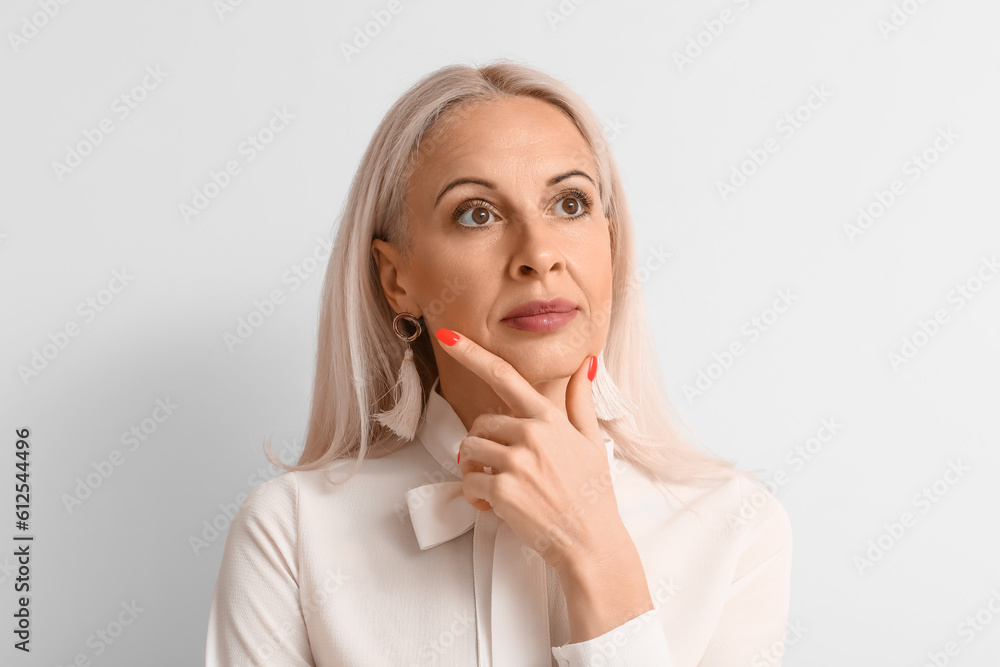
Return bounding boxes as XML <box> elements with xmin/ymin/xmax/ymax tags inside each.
<box><xmin>415</xmin><ymin>377</ymin><xmax>466</xmax><ymax>479</ymax></box>
<box><xmin>415</xmin><ymin>377</ymin><xmax>616</xmax><ymax>477</ymax></box>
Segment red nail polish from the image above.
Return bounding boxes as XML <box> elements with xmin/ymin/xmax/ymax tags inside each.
<box><xmin>436</xmin><ymin>328</ymin><xmax>460</xmax><ymax>346</ymax></box>
<box><xmin>457</xmin><ymin>451</ymin><xmax>461</xmax><ymax>464</ymax></box>
<box><xmin>588</xmin><ymin>355</ymin><xmax>597</xmax><ymax>382</ymax></box>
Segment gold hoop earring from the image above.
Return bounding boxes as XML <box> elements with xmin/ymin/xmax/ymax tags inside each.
<box><xmin>374</xmin><ymin>312</ymin><xmax>424</xmax><ymax>440</ymax></box>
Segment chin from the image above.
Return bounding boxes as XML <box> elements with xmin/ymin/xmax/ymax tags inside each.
<box><xmin>512</xmin><ymin>357</ymin><xmax>578</xmax><ymax>383</ymax></box>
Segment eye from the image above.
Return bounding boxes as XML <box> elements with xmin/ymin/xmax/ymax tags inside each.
<box><xmin>556</xmin><ymin>196</ymin><xmax>582</xmax><ymax>217</ymax></box>
<box><xmin>452</xmin><ymin>200</ymin><xmax>497</xmax><ymax>229</ymax></box>
<box><xmin>553</xmin><ymin>188</ymin><xmax>594</xmax><ymax>219</ymax></box>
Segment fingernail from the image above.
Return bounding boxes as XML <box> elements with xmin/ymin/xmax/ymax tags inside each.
<box><xmin>457</xmin><ymin>451</ymin><xmax>461</xmax><ymax>464</ymax></box>
<box><xmin>436</xmin><ymin>328</ymin><xmax>460</xmax><ymax>346</ymax></box>
<box><xmin>588</xmin><ymin>355</ymin><xmax>597</xmax><ymax>382</ymax></box>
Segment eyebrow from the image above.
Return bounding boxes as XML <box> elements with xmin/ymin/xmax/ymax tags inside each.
<box><xmin>433</xmin><ymin>170</ymin><xmax>596</xmax><ymax>208</ymax></box>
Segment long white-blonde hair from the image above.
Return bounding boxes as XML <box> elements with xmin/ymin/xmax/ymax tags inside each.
<box><xmin>267</xmin><ymin>59</ymin><xmax>760</xmax><ymax>490</ymax></box>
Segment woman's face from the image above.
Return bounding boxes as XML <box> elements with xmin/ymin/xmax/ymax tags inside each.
<box><xmin>372</xmin><ymin>96</ymin><xmax>613</xmax><ymax>386</ymax></box>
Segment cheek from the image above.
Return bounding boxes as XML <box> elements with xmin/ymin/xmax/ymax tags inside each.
<box><xmin>579</xmin><ymin>231</ymin><xmax>613</xmax><ymax>283</ymax></box>
<box><xmin>574</xmin><ymin>230</ymin><xmax>614</xmax><ymax>315</ymax></box>
<box><xmin>417</xmin><ymin>263</ymin><xmax>479</xmax><ymax>324</ymax></box>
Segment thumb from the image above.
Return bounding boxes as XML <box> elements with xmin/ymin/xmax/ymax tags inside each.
<box><xmin>565</xmin><ymin>354</ymin><xmax>602</xmax><ymax>445</ymax></box>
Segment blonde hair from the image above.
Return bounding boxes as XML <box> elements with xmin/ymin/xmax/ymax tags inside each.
<box><xmin>266</xmin><ymin>59</ymin><xmax>761</xmax><ymax>491</ymax></box>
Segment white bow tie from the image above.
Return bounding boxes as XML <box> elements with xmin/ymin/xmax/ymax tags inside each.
<box><xmin>406</xmin><ymin>427</ymin><xmax>615</xmax><ymax>666</ymax></box>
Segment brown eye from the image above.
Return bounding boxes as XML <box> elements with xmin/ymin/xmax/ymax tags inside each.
<box><xmin>455</xmin><ymin>204</ymin><xmax>495</xmax><ymax>228</ymax></box>
<box><xmin>469</xmin><ymin>207</ymin><xmax>490</xmax><ymax>225</ymax></box>
<box><xmin>553</xmin><ymin>189</ymin><xmax>593</xmax><ymax>218</ymax></box>
<box><xmin>559</xmin><ymin>197</ymin><xmax>580</xmax><ymax>216</ymax></box>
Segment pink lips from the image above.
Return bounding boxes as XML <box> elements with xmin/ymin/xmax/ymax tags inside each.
<box><xmin>501</xmin><ymin>298</ymin><xmax>578</xmax><ymax>332</ymax></box>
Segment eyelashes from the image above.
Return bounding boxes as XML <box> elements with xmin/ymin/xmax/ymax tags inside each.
<box><xmin>451</xmin><ymin>188</ymin><xmax>595</xmax><ymax>231</ymax></box>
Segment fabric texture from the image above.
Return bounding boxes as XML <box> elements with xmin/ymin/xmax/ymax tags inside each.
<box><xmin>206</xmin><ymin>379</ymin><xmax>793</xmax><ymax>666</ymax></box>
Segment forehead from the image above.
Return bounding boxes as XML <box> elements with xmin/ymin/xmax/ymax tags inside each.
<box><xmin>413</xmin><ymin>96</ymin><xmax>597</xmax><ymax>177</ymax></box>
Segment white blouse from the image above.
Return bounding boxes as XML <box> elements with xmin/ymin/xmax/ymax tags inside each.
<box><xmin>206</xmin><ymin>379</ymin><xmax>793</xmax><ymax>666</ymax></box>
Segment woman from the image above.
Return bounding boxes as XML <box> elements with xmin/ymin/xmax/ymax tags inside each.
<box><xmin>206</xmin><ymin>60</ymin><xmax>792</xmax><ymax>666</ymax></box>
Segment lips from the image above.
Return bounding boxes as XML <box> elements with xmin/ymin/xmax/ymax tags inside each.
<box><xmin>501</xmin><ymin>298</ymin><xmax>578</xmax><ymax>321</ymax></box>
<box><xmin>500</xmin><ymin>298</ymin><xmax>579</xmax><ymax>332</ymax></box>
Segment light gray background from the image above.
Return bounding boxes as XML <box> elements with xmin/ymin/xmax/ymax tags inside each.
<box><xmin>2</xmin><ymin>0</ymin><xmax>998</xmax><ymax>665</ymax></box>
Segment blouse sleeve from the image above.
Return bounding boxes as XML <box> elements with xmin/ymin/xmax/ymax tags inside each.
<box><xmin>551</xmin><ymin>606</ymin><xmax>675</xmax><ymax>666</ymax></box>
<box><xmin>205</xmin><ymin>472</ymin><xmax>316</xmax><ymax>666</ymax></box>
<box><xmin>698</xmin><ymin>478</ymin><xmax>794</xmax><ymax>666</ymax></box>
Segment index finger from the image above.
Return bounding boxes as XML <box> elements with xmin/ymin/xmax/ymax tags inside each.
<box><xmin>434</xmin><ymin>327</ymin><xmax>548</xmax><ymax>418</ymax></box>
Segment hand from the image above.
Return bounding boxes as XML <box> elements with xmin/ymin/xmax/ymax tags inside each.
<box><xmin>436</xmin><ymin>327</ymin><xmax>627</xmax><ymax>576</ymax></box>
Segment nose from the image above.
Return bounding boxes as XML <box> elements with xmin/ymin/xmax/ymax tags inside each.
<box><xmin>508</xmin><ymin>213</ymin><xmax>566</xmax><ymax>279</ymax></box>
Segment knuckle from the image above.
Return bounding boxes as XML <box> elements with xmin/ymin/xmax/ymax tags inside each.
<box><xmin>521</xmin><ymin>419</ymin><xmax>545</xmax><ymax>441</ymax></box>
<box><xmin>486</xmin><ymin>358</ymin><xmax>513</xmax><ymax>384</ymax></box>
<box><xmin>507</xmin><ymin>447</ymin><xmax>529</xmax><ymax>470</ymax></box>
<box><xmin>492</xmin><ymin>474</ymin><xmax>511</xmax><ymax>501</ymax></box>
<box><xmin>484</xmin><ymin>412</ymin><xmax>505</xmax><ymax>433</ymax></box>
<box><xmin>471</xmin><ymin>414</ymin><xmax>496</xmax><ymax>437</ymax></box>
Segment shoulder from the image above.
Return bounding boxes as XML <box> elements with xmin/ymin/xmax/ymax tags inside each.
<box><xmin>230</xmin><ymin>472</ymin><xmax>301</xmax><ymax>542</ymax></box>
<box><xmin>730</xmin><ymin>476</ymin><xmax>792</xmax><ymax>539</ymax></box>
<box><xmin>214</xmin><ymin>472</ymin><xmax>304</xmax><ymax>580</ymax></box>
<box><xmin>256</xmin><ymin>443</ymin><xmax>437</xmax><ymax>524</ymax></box>
<box><xmin>239</xmin><ymin>459</ymin><xmax>374</xmax><ymax>520</ymax></box>
<box><xmin>246</xmin><ymin>469</ymin><xmax>299</xmax><ymax>503</ymax></box>
<box><xmin>246</xmin><ymin>470</ymin><xmax>299</xmax><ymax>511</ymax></box>
<box><xmin>649</xmin><ymin>472</ymin><xmax>792</xmax><ymax>560</ymax></box>
<box><xmin>726</xmin><ymin>475</ymin><xmax>793</xmax><ymax>578</ymax></box>
<box><xmin>618</xmin><ymin>463</ymin><xmax>791</xmax><ymax>545</ymax></box>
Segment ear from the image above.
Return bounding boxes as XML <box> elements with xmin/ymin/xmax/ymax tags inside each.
<box><xmin>371</xmin><ymin>238</ymin><xmax>416</xmax><ymax>315</ymax></box>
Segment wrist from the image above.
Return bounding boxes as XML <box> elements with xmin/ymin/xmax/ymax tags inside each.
<box><xmin>556</xmin><ymin>519</ymin><xmax>635</xmax><ymax>578</ymax></box>
<box><xmin>556</xmin><ymin>528</ymin><xmax>654</xmax><ymax>644</ymax></box>
<box><xmin>559</xmin><ymin>539</ymin><xmax>650</xmax><ymax>606</ymax></box>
